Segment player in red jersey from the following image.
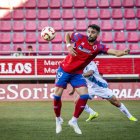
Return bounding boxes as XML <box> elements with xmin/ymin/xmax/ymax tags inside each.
<box><xmin>54</xmin><ymin>24</ymin><xmax>130</xmax><ymax>135</ymax></box>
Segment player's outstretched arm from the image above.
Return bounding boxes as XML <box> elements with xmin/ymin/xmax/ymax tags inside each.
<box><xmin>107</xmin><ymin>48</ymin><xmax>130</xmax><ymax>57</ymax></box>
<box><xmin>65</xmin><ymin>32</ymin><xmax>77</xmax><ymax>56</ymax></box>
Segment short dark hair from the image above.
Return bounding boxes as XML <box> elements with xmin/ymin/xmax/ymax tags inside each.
<box><xmin>88</xmin><ymin>24</ymin><xmax>100</xmax><ymax>32</ymax></box>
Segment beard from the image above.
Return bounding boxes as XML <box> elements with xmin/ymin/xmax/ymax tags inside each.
<box><xmin>88</xmin><ymin>36</ymin><xmax>97</xmax><ymax>42</ymax></box>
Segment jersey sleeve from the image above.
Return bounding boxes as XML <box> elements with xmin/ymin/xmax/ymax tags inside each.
<box><xmin>99</xmin><ymin>44</ymin><xmax>109</xmax><ymax>54</ymax></box>
<box><xmin>71</xmin><ymin>32</ymin><xmax>84</xmax><ymax>42</ymax></box>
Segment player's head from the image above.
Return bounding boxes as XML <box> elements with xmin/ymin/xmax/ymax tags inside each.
<box><xmin>87</xmin><ymin>24</ymin><xmax>100</xmax><ymax>42</ymax></box>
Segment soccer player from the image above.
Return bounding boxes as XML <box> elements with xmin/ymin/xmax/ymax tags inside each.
<box><xmin>69</xmin><ymin>61</ymin><xmax>138</xmax><ymax>122</ymax></box>
<box><xmin>54</xmin><ymin>24</ymin><xmax>130</xmax><ymax>135</ymax></box>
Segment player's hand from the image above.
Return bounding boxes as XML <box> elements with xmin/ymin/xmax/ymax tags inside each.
<box><xmin>124</xmin><ymin>49</ymin><xmax>130</xmax><ymax>55</ymax></box>
<box><xmin>67</xmin><ymin>45</ymin><xmax>77</xmax><ymax>56</ymax></box>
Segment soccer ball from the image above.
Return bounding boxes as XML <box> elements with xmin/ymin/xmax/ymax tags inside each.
<box><xmin>41</xmin><ymin>26</ymin><xmax>56</xmax><ymax>41</ymax></box>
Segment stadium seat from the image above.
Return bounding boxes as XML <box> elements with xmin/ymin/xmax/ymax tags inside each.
<box><xmin>112</xmin><ymin>9</ymin><xmax>123</xmax><ymax>19</ymax></box>
<box><xmin>124</xmin><ymin>9</ymin><xmax>135</xmax><ymax>19</ymax></box>
<box><xmin>50</xmin><ymin>21</ymin><xmax>62</xmax><ymax>31</ymax></box>
<box><xmin>105</xmin><ymin>44</ymin><xmax>115</xmax><ymax>49</ymax></box>
<box><xmin>129</xmin><ymin>44</ymin><xmax>140</xmax><ymax>54</ymax></box>
<box><xmin>101</xmin><ymin>32</ymin><xmax>113</xmax><ymax>43</ymax></box>
<box><xmin>24</xmin><ymin>0</ymin><xmax>36</xmax><ymax>8</ymax></box>
<box><xmin>74</xmin><ymin>0</ymin><xmax>85</xmax><ymax>8</ymax></box>
<box><xmin>100</xmin><ymin>20</ymin><xmax>112</xmax><ymax>31</ymax></box>
<box><xmin>0</xmin><ymin>33</ymin><xmax>11</xmax><ymax>43</ymax></box>
<box><xmin>12</xmin><ymin>9</ymin><xmax>24</xmax><ymax>19</ymax></box>
<box><xmin>113</xmin><ymin>20</ymin><xmax>124</xmax><ymax>30</ymax></box>
<box><xmin>37</xmin><ymin>9</ymin><xmax>49</xmax><ymax>19</ymax></box>
<box><xmin>13</xmin><ymin>33</ymin><xmax>24</xmax><ymax>43</ymax></box>
<box><xmin>50</xmin><ymin>9</ymin><xmax>61</xmax><ymax>19</ymax></box>
<box><xmin>127</xmin><ymin>32</ymin><xmax>139</xmax><ymax>42</ymax></box>
<box><xmin>13</xmin><ymin>45</ymin><xmax>25</xmax><ymax>51</ymax></box>
<box><xmin>110</xmin><ymin>0</ymin><xmax>122</xmax><ymax>8</ymax></box>
<box><xmin>125</xmin><ymin>20</ymin><xmax>137</xmax><ymax>30</ymax></box>
<box><xmin>52</xmin><ymin>32</ymin><xmax>63</xmax><ymax>43</ymax></box>
<box><xmin>25</xmin><ymin>32</ymin><xmax>37</xmax><ymax>43</ymax></box>
<box><xmin>116</xmin><ymin>44</ymin><xmax>127</xmax><ymax>50</ymax></box>
<box><xmin>0</xmin><ymin>45</ymin><xmax>11</xmax><ymax>55</ymax></box>
<box><xmin>62</xmin><ymin>0</ymin><xmax>73</xmax><ymax>8</ymax></box>
<box><xmin>63</xmin><ymin>20</ymin><xmax>75</xmax><ymax>31</ymax></box>
<box><xmin>49</xmin><ymin>0</ymin><xmax>61</xmax><ymax>8</ymax></box>
<box><xmin>13</xmin><ymin>21</ymin><xmax>24</xmax><ymax>31</ymax></box>
<box><xmin>138</xmin><ymin>20</ymin><xmax>140</xmax><ymax>30</ymax></box>
<box><xmin>62</xmin><ymin>9</ymin><xmax>74</xmax><ymax>19</ymax></box>
<box><xmin>89</xmin><ymin>20</ymin><xmax>99</xmax><ymax>26</ymax></box>
<box><xmin>87</xmin><ymin>9</ymin><xmax>98</xmax><ymax>19</ymax></box>
<box><xmin>122</xmin><ymin>0</ymin><xmax>134</xmax><ymax>8</ymax></box>
<box><xmin>114</xmin><ymin>32</ymin><xmax>126</xmax><ymax>42</ymax></box>
<box><xmin>85</xmin><ymin>0</ymin><xmax>97</xmax><ymax>8</ymax></box>
<box><xmin>0</xmin><ymin>21</ymin><xmax>11</xmax><ymax>31</ymax></box>
<box><xmin>75</xmin><ymin>20</ymin><xmax>87</xmax><ymax>31</ymax></box>
<box><xmin>38</xmin><ymin>0</ymin><xmax>48</xmax><ymax>8</ymax></box>
<box><xmin>25</xmin><ymin>9</ymin><xmax>36</xmax><ymax>19</ymax></box>
<box><xmin>135</xmin><ymin>0</ymin><xmax>140</xmax><ymax>7</ymax></box>
<box><xmin>38</xmin><ymin>21</ymin><xmax>49</xmax><ymax>31</ymax></box>
<box><xmin>74</xmin><ymin>9</ymin><xmax>86</xmax><ymax>19</ymax></box>
<box><xmin>51</xmin><ymin>44</ymin><xmax>64</xmax><ymax>55</ymax></box>
<box><xmin>0</xmin><ymin>9</ymin><xmax>12</xmax><ymax>20</ymax></box>
<box><xmin>99</xmin><ymin>9</ymin><xmax>111</xmax><ymax>19</ymax></box>
<box><xmin>98</xmin><ymin>0</ymin><xmax>109</xmax><ymax>8</ymax></box>
<box><xmin>136</xmin><ymin>9</ymin><xmax>140</xmax><ymax>18</ymax></box>
<box><xmin>38</xmin><ymin>44</ymin><xmax>51</xmax><ymax>55</ymax></box>
<box><xmin>25</xmin><ymin>21</ymin><xmax>36</xmax><ymax>31</ymax></box>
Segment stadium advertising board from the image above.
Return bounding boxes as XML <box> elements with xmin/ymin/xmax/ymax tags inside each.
<box><xmin>0</xmin><ymin>83</ymin><xmax>139</xmax><ymax>101</ymax></box>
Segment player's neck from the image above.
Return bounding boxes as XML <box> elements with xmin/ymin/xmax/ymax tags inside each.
<box><xmin>88</xmin><ymin>41</ymin><xmax>96</xmax><ymax>45</ymax></box>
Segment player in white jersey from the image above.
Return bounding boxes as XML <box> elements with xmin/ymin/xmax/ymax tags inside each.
<box><xmin>69</xmin><ymin>61</ymin><xmax>138</xmax><ymax>122</ymax></box>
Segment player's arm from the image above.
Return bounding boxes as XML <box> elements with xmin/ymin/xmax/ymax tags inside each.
<box><xmin>65</xmin><ymin>32</ymin><xmax>77</xmax><ymax>56</ymax></box>
<box><xmin>107</xmin><ymin>48</ymin><xmax>130</xmax><ymax>57</ymax></box>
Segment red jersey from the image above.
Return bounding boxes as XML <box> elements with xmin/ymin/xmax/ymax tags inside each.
<box><xmin>60</xmin><ymin>32</ymin><xmax>109</xmax><ymax>74</ymax></box>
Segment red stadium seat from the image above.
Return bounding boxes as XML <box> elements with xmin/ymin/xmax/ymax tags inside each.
<box><xmin>25</xmin><ymin>21</ymin><xmax>36</xmax><ymax>31</ymax></box>
<box><xmin>13</xmin><ymin>33</ymin><xmax>24</xmax><ymax>43</ymax></box>
<box><xmin>12</xmin><ymin>9</ymin><xmax>24</xmax><ymax>19</ymax></box>
<box><xmin>25</xmin><ymin>32</ymin><xmax>37</xmax><ymax>43</ymax></box>
<box><xmin>0</xmin><ymin>21</ymin><xmax>11</xmax><ymax>31</ymax></box>
<box><xmin>37</xmin><ymin>9</ymin><xmax>49</xmax><ymax>19</ymax></box>
<box><xmin>98</xmin><ymin>0</ymin><xmax>109</xmax><ymax>8</ymax></box>
<box><xmin>75</xmin><ymin>20</ymin><xmax>87</xmax><ymax>31</ymax></box>
<box><xmin>105</xmin><ymin>44</ymin><xmax>115</xmax><ymax>49</ymax></box>
<box><xmin>110</xmin><ymin>0</ymin><xmax>122</xmax><ymax>8</ymax></box>
<box><xmin>74</xmin><ymin>9</ymin><xmax>86</xmax><ymax>19</ymax></box>
<box><xmin>100</xmin><ymin>20</ymin><xmax>112</xmax><ymax>31</ymax></box>
<box><xmin>74</xmin><ymin>0</ymin><xmax>85</xmax><ymax>8</ymax></box>
<box><xmin>129</xmin><ymin>44</ymin><xmax>140</xmax><ymax>54</ymax></box>
<box><xmin>62</xmin><ymin>9</ymin><xmax>74</xmax><ymax>19</ymax></box>
<box><xmin>87</xmin><ymin>9</ymin><xmax>98</xmax><ymax>19</ymax></box>
<box><xmin>50</xmin><ymin>9</ymin><xmax>61</xmax><ymax>19</ymax></box>
<box><xmin>125</xmin><ymin>20</ymin><xmax>137</xmax><ymax>30</ymax></box>
<box><xmin>99</xmin><ymin>9</ymin><xmax>111</xmax><ymax>19</ymax></box>
<box><xmin>13</xmin><ymin>45</ymin><xmax>25</xmax><ymax>51</ymax></box>
<box><xmin>50</xmin><ymin>0</ymin><xmax>60</xmax><ymax>8</ymax></box>
<box><xmin>135</xmin><ymin>0</ymin><xmax>140</xmax><ymax>7</ymax></box>
<box><xmin>50</xmin><ymin>21</ymin><xmax>62</xmax><ymax>31</ymax></box>
<box><xmin>63</xmin><ymin>20</ymin><xmax>75</xmax><ymax>31</ymax></box>
<box><xmin>51</xmin><ymin>44</ymin><xmax>63</xmax><ymax>55</ymax></box>
<box><xmin>113</xmin><ymin>20</ymin><xmax>124</xmax><ymax>30</ymax></box>
<box><xmin>0</xmin><ymin>45</ymin><xmax>11</xmax><ymax>55</ymax></box>
<box><xmin>89</xmin><ymin>20</ymin><xmax>99</xmax><ymax>26</ymax></box>
<box><xmin>0</xmin><ymin>9</ymin><xmax>12</xmax><ymax>20</ymax></box>
<box><xmin>38</xmin><ymin>0</ymin><xmax>48</xmax><ymax>8</ymax></box>
<box><xmin>122</xmin><ymin>0</ymin><xmax>134</xmax><ymax>7</ymax></box>
<box><xmin>62</xmin><ymin>0</ymin><xmax>73</xmax><ymax>8</ymax></box>
<box><xmin>38</xmin><ymin>21</ymin><xmax>49</xmax><ymax>31</ymax></box>
<box><xmin>138</xmin><ymin>20</ymin><xmax>140</xmax><ymax>30</ymax></box>
<box><xmin>112</xmin><ymin>9</ymin><xmax>123</xmax><ymax>19</ymax></box>
<box><xmin>116</xmin><ymin>44</ymin><xmax>128</xmax><ymax>50</ymax></box>
<box><xmin>114</xmin><ymin>32</ymin><xmax>126</xmax><ymax>42</ymax></box>
<box><xmin>124</xmin><ymin>9</ymin><xmax>135</xmax><ymax>19</ymax></box>
<box><xmin>127</xmin><ymin>32</ymin><xmax>139</xmax><ymax>42</ymax></box>
<box><xmin>85</xmin><ymin>0</ymin><xmax>97</xmax><ymax>8</ymax></box>
<box><xmin>101</xmin><ymin>32</ymin><xmax>113</xmax><ymax>43</ymax></box>
<box><xmin>38</xmin><ymin>44</ymin><xmax>51</xmax><ymax>55</ymax></box>
<box><xmin>136</xmin><ymin>9</ymin><xmax>140</xmax><ymax>18</ymax></box>
<box><xmin>0</xmin><ymin>33</ymin><xmax>11</xmax><ymax>43</ymax></box>
<box><xmin>25</xmin><ymin>9</ymin><xmax>36</xmax><ymax>19</ymax></box>
<box><xmin>24</xmin><ymin>0</ymin><xmax>36</xmax><ymax>8</ymax></box>
<box><xmin>13</xmin><ymin>21</ymin><xmax>24</xmax><ymax>31</ymax></box>
<box><xmin>52</xmin><ymin>32</ymin><xmax>63</xmax><ymax>43</ymax></box>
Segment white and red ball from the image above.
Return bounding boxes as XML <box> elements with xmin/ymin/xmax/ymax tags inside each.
<box><xmin>41</xmin><ymin>26</ymin><xmax>56</xmax><ymax>41</ymax></box>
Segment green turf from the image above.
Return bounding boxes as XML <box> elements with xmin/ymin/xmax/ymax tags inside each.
<box><xmin>0</xmin><ymin>101</ymin><xmax>139</xmax><ymax>140</ymax></box>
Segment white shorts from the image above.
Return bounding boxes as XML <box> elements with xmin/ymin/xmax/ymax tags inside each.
<box><xmin>88</xmin><ymin>85</ymin><xmax>114</xmax><ymax>99</ymax></box>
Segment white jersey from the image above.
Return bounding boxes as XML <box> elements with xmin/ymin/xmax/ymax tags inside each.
<box><xmin>83</xmin><ymin>61</ymin><xmax>108</xmax><ymax>88</ymax></box>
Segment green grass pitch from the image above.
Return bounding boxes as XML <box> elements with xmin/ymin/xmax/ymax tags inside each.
<box><xmin>0</xmin><ymin>100</ymin><xmax>139</xmax><ymax>140</ymax></box>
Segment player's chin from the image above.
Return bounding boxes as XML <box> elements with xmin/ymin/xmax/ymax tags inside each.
<box><xmin>88</xmin><ymin>37</ymin><xmax>96</xmax><ymax>42</ymax></box>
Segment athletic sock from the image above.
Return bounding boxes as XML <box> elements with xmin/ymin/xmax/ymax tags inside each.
<box><xmin>84</xmin><ymin>104</ymin><xmax>96</xmax><ymax>115</ymax></box>
<box><xmin>53</xmin><ymin>95</ymin><xmax>62</xmax><ymax>117</ymax></box>
<box><xmin>118</xmin><ymin>103</ymin><xmax>132</xmax><ymax>118</ymax></box>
